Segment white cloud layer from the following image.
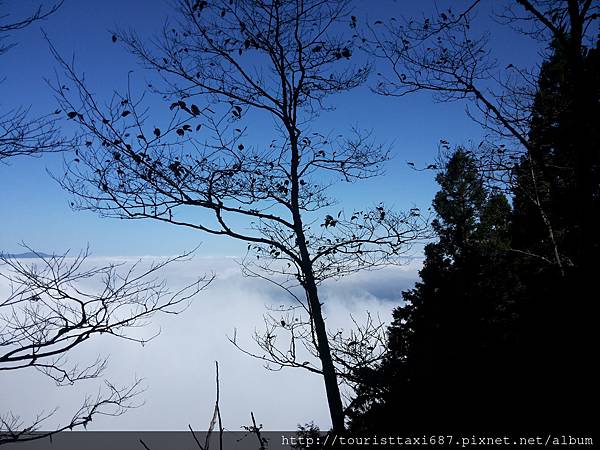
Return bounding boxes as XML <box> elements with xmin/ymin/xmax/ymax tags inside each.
<box><xmin>0</xmin><ymin>256</ymin><xmax>419</xmax><ymax>431</ymax></box>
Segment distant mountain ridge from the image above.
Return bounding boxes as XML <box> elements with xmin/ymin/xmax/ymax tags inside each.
<box><xmin>1</xmin><ymin>251</ymin><xmax>55</xmax><ymax>259</ymax></box>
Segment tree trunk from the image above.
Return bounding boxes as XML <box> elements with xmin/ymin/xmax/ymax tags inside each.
<box><xmin>288</xmin><ymin>128</ymin><xmax>345</xmax><ymax>432</ymax></box>
<box><xmin>300</xmin><ymin>255</ymin><xmax>346</xmax><ymax>433</ymax></box>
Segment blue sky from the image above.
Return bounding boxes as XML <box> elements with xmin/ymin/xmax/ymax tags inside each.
<box><xmin>0</xmin><ymin>0</ymin><xmax>543</xmax><ymax>256</ymax></box>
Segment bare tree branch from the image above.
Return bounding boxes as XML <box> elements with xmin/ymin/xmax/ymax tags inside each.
<box><xmin>366</xmin><ymin>0</ymin><xmax>598</xmax><ymax>273</ymax></box>
<box><xmin>0</xmin><ymin>247</ymin><xmax>212</xmax><ymax>443</ymax></box>
<box><xmin>0</xmin><ymin>1</ymin><xmax>67</xmax><ymax>161</ymax></box>
<box><xmin>51</xmin><ymin>0</ymin><xmax>429</xmax><ymax>431</ymax></box>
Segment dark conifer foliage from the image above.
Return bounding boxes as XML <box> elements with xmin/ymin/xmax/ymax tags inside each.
<box><xmin>512</xmin><ymin>38</ymin><xmax>600</xmax><ymax>272</ymax></box>
<box><xmin>507</xmin><ymin>37</ymin><xmax>599</xmax><ymax>430</ymax></box>
<box><xmin>350</xmin><ymin>29</ymin><xmax>598</xmax><ymax>433</ymax></box>
<box><xmin>348</xmin><ymin>150</ymin><xmax>518</xmax><ymax>431</ymax></box>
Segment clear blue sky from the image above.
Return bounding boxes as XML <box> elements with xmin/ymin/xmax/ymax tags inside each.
<box><xmin>0</xmin><ymin>0</ymin><xmax>542</xmax><ymax>256</ymax></box>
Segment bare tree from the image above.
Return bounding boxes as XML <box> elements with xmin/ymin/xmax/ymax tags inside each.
<box><xmin>0</xmin><ymin>1</ymin><xmax>67</xmax><ymax>162</ymax></box>
<box><xmin>0</xmin><ymin>2</ymin><xmax>214</xmax><ymax>443</ymax></box>
<box><xmin>51</xmin><ymin>0</ymin><xmax>428</xmax><ymax>431</ymax></box>
<box><xmin>0</xmin><ymin>248</ymin><xmax>211</xmax><ymax>444</ymax></box>
<box><xmin>229</xmin><ymin>300</ymin><xmax>388</xmax><ymax>417</ymax></box>
<box><xmin>366</xmin><ymin>0</ymin><xmax>598</xmax><ymax>273</ymax></box>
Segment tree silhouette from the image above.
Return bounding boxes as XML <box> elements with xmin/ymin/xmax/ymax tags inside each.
<box><xmin>348</xmin><ymin>149</ymin><xmax>516</xmax><ymax>430</ymax></box>
<box><xmin>367</xmin><ymin>0</ymin><xmax>598</xmax><ymax>274</ymax></box>
<box><xmin>512</xmin><ymin>37</ymin><xmax>599</xmax><ymax>272</ymax></box>
<box><xmin>504</xmin><ymin>36</ymin><xmax>599</xmax><ymax>431</ymax></box>
<box><xmin>0</xmin><ymin>1</ymin><xmax>67</xmax><ymax>162</ymax></box>
<box><xmin>51</xmin><ymin>0</ymin><xmax>428</xmax><ymax>431</ymax></box>
<box><xmin>0</xmin><ymin>248</ymin><xmax>210</xmax><ymax>444</ymax></box>
<box><xmin>350</xmin><ymin>2</ymin><xmax>598</xmax><ymax>426</ymax></box>
<box><xmin>1</xmin><ymin>4</ymin><xmax>215</xmax><ymax>442</ymax></box>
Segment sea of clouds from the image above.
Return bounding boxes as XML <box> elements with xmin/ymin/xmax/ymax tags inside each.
<box><xmin>0</xmin><ymin>255</ymin><xmax>420</xmax><ymax>431</ymax></box>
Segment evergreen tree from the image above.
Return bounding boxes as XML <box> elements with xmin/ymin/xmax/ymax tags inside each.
<box><xmin>508</xmin><ymin>38</ymin><xmax>599</xmax><ymax>427</ymax></box>
<box><xmin>351</xmin><ymin>41</ymin><xmax>598</xmax><ymax>432</ymax></box>
<box><xmin>350</xmin><ymin>2</ymin><xmax>598</xmax><ymax>433</ymax></box>
<box><xmin>512</xmin><ymin>39</ymin><xmax>600</xmax><ymax>273</ymax></box>
<box><xmin>349</xmin><ymin>149</ymin><xmax>515</xmax><ymax>431</ymax></box>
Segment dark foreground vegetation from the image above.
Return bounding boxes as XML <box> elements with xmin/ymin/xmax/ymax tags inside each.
<box><xmin>349</xmin><ymin>8</ymin><xmax>599</xmax><ymax>431</ymax></box>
